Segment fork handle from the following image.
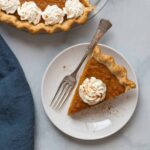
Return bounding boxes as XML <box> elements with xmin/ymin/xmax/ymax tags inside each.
<box><xmin>72</xmin><ymin>19</ymin><xmax>112</xmax><ymax>77</ymax></box>
<box><xmin>88</xmin><ymin>19</ymin><xmax>112</xmax><ymax>52</ymax></box>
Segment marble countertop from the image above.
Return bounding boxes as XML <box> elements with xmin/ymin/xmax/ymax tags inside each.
<box><xmin>0</xmin><ymin>0</ymin><xmax>150</xmax><ymax>149</ymax></box>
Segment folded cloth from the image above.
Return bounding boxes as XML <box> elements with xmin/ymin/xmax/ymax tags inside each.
<box><xmin>0</xmin><ymin>35</ymin><xmax>34</xmax><ymax>150</ymax></box>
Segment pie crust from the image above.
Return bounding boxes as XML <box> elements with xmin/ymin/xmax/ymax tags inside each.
<box><xmin>68</xmin><ymin>45</ymin><xmax>136</xmax><ymax>115</ymax></box>
<box><xmin>92</xmin><ymin>45</ymin><xmax>136</xmax><ymax>92</ymax></box>
<box><xmin>0</xmin><ymin>0</ymin><xmax>93</xmax><ymax>34</ymax></box>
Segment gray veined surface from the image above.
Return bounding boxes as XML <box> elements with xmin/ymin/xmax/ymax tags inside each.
<box><xmin>0</xmin><ymin>0</ymin><xmax>150</xmax><ymax>149</ymax></box>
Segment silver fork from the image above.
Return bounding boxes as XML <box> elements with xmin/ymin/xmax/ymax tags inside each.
<box><xmin>50</xmin><ymin>19</ymin><xmax>112</xmax><ymax>109</ymax></box>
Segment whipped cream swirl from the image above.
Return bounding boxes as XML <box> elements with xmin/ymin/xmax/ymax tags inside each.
<box><xmin>42</xmin><ymin>5</ymin><xmax>65</xmax><ymax>25</ymax></box>
<box><xmin>17</xmin><ymin>2</ymin><xmax>42</xmax><ymax>25</ymax></box>
<box><xmin>0</xmin><ymin>0</ymin><xmax>20</xmax><ymax>14</ymax></box>
<box><xmin>79</xmin><ymin>77</ymin><xmax>107</xmax><ymax>105</ymax></box>
<box><xmin>64</xmin><ymin>0</ymin><xmax>84</xmax><ymax>19</ymax></box>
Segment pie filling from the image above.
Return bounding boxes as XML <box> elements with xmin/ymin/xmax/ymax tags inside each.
<box><xmin>20</xmin><ymin>0</ymin><xmax>66</xmax><ymax>10</ymax></box>
<box><xmin>68</xmin><ymin>57</ymin><xmax>126</xmax><ymax>115</ymax></box>
<box><xmin>0</xmin><ymin>0</ymin><xmax>87</xmax><ymax>25</ymax></box>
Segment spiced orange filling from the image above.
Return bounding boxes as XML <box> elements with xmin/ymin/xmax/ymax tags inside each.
<box><xmin>20</xmin><ymin>0</ymin><xmax>66</xmax><ymax>10</ymax></box>
<box><xmin>68</xmin><ymin>57</ymin><xmax>125</xmax><ymax>115</ymax></box>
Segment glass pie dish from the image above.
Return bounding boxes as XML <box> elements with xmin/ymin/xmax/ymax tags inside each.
<box><xmin>89</xmin><ymin>0</ymin><xmax>108</xmax><ymax>19</ymax></box>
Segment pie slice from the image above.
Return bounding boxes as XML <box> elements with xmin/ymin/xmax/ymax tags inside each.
<box><xmin>0</xmin><ymin>0</ymin><xmax>93</xmax><ymax>34</ymax></box>
<box><xmin>68</xmin><ymin>45</ymin><xmax>136</xmax><ymax>115</ymax></box>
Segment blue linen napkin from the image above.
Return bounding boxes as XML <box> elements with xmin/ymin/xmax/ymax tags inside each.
<box><xmin>0</xmin><ymin>35</ymin><xmax>34</xmax><ymax>150</ymax></box>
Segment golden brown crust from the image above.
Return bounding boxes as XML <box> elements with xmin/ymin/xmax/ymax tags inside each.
<box><xmin>92</xmin><ymin>45</ymin><xmax>136</xmax><ymax>92</ymax></box>
<box><xmin>0</xmin><ymin>0</ymin><xmax>93</xmax><ymax>34</ymax></box>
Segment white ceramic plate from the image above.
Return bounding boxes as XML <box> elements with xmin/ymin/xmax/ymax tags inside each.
<box><xmin>41</xmin><ymin>43</ymin><xmax>138</xmax><ymax>140</ymax></box>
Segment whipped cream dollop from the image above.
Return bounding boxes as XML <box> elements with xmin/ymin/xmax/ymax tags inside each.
<box><xmin>64</xmin><ymin>0</ymin><xmax>84</xmax><ymax>19</ymax></box>
<box><xmin>79</xmin><ymin>77</ymin><xmax>107</xmax><ymax>105</ymax></box>
<box><xmin>0</xmin><ymin>0</ymin><xmax>86</xmax><ymax>25</ymax></box>
<box><xmin>17</xmin><ymin>2</ymin><xmax>41</xmax><ymax>25</ymax></box>
<box><xmin>0</xmin><ymin>0</ymin><xmax>20</xmax><ymax>14</ymax></box>
<box><xmin>42</xmin><ymin>5</ymin><xmax>65</xmax><ymax>25</ymax></box>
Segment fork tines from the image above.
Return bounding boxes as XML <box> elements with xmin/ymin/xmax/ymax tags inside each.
<box><xmin>50</xmin><ymin>80</ymin><xmax>73</xmax><ymax>109</ymax></box>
